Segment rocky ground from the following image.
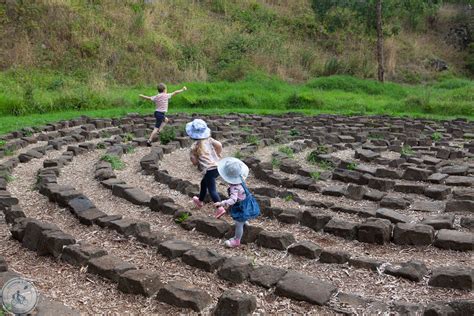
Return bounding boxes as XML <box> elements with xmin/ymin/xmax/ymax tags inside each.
<box><xmin>0</xmin><ymin>113</ymin><xmax>473</xmax><ymax>315</ymax></box>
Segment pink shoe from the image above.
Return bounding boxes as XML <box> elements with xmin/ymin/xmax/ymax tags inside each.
<box><xmin>214</xmin><ymin>206</ymin><xmax>226</xmax><ymax>219</ymax></box>
<box><xmin>225</xmin><ymin>238</ymin><xmax>241</xmax><ymax>248</ymax></box>
<box><xmin>192</xmin><ymin>196</ymin><xmax>203</xmax><ymax>208</ymax></box>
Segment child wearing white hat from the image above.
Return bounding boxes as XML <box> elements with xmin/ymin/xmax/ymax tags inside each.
<box><xmin>215</xmin><ymin>157</ymin><xmax>260</xmax><ymax>248</ymax></box>
<box><xmin>186</xmin><ymin>119</ymin><xmax>226</xmax><ymax>218</ymax></box>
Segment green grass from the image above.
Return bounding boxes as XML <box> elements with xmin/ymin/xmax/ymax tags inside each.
<box><xmin>401</xmin><ymin>145</ymin><xmax>415</xmax><ymax>156</ymax></box>
<box><xmin>278</xmin><ymin>146</ymin><xmax>294</xmax><ymax>158</ymax></box>
<box><xmin>174</xmin><ymin>212</ymin><xmax>190</xmax><ymax>224</ymax></box>
<box><xmin>310</xmin><ymin>171</ymin><xmax>321</xmax><ymax>180</ymax></box>
<box><xmin>346</xmin><ymin>162</ymin><xmax>358</xmax><ymax>170</ymax></box>
<box><xmin>245</xmin><ymin>134</ymin><xmax>260</xmax><ymax>146</ymax></box>
<box><xmin>0</xmin><ymin>72</ymin><xmax>472</xmax><ymax>136</ymax></box>
<box><xmin>100</xmin><ymin>154</ymin><xmax>125</xmax><ymax>170</ymax></box>
<box><xmin>431</xmin><ymin>132</ymin><xmax>443</xmax><ymax>141</ymax></box>
<box><xmin>284</xmin><ymin>194</ymin><xmax>294</xmax><ymax>202</ymax></box>
<box><xmin>0</xmin><ymin>140</ymin><xmax>6</xmax><ymax>148</ymax></box>
<box><xmin>233</xmin><ymin>151</ymin><xmax>243</xmax><ymax>159</ymax></box>
<box><xmin>271</xmin><ymin>157</ymin><xmax>281</xmax><ymax>168</ymax></box>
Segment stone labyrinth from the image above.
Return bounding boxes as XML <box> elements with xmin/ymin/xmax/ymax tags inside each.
<box><xmin>0</xmin><ymin>113</ymin><xmax>473</xmax><ymax>315</ymax></box>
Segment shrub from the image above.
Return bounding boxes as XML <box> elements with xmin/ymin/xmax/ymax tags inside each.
<box><xmin>100</xmin><ymin>154</ymin><xmax>125</xmax><ymax>170</ymax></box>
<box><xmin>160</xmin><ymin>126</ymin><xmax>176</xmax><ymax>145</ymax></box>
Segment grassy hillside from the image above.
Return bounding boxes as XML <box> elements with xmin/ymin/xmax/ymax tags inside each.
<box><xmin>0</xmin><ymin>72</ymin><xmax>472</xmax><ymax>134</ymax></box>
<box><xmin>0</xmin><ymin>0</ymin><xmax>471</xmax><ymax>85</ymax></box>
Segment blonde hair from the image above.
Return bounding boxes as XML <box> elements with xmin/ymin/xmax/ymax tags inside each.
<box><xmin>193</xmin><ymin>139</ymin><xmax>207</xmax><ymax>157</ymax></box>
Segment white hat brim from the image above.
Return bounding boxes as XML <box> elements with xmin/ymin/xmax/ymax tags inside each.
<box><xmin>186</xmin><ymin>123</ymin><xmax>211</xmax><ymax>140</ymax></box>
<box><xmin>217</xmin><ymin>157</ymin><xmax>249</xmax><ymax>184</ymax></box>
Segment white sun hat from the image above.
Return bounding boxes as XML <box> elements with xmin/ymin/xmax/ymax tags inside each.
<box><xmin>217</xmin><ymin>157</ymin><xmax>249</xmax><ymax>185</ymax></box>
<box><xmin>185</xmin><ymin>119</ymin><xmax>211</xmax><ymax>140</ymax></box>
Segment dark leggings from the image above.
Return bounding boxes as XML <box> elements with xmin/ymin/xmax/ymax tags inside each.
<box><xmin>199</xmin><ymin>169</ymin><xmax>221</xmax><ymax>203</ymax></box>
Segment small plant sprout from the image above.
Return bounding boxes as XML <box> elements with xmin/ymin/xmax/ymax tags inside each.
<box><xmin>123</xmin><ymin>133</ymin><xmax>134</xmax><ymax>142</ymax></box>
<box><xmin>0</xmin><ymin>140</ymin><xmax>6</xmax><ymax>148</ymax></box>
<box><xmin>278</xmin><ymin>146</ymin><xmax>294</xmax><ymax>158</ymax></box>
<box><xmin>431</xmin><ymin>132</ymin><xmax>442</xmax><ymax>141</ymax></box>
<box><xmin>310</xmin><ymin>171</ymin><xmax>320</xmax><ymax>180</ymax></box>
<box><xmin>290</xmin><ymin>129</ymin><xmax>300</xmax><ymax>136</ymax></box>
<box><xmin>318</xmin><ymin>160</ymin><xmax>335</xmax><ymax>171</ymax></box>
<box><xmin>401</xmin><ymin>145</ymin><xmax>414</xmax><ymax>156</ymax></box>
<box><xmin>100</xmin><ymin>154</ymin><xmax>125</xmax><ymax>170</ymax></box>
<box><xmin>240</xmin><ymin>126</ymin><xmax>252</xmax><ymax>133</ymax></box>
<box><xmin>175</xmin><ymin>212</ymin><xmax>190</xmax><ymax>224</ymax></box>
<box><xmin>96</xmin><ymin>142</ymin><xmax>106</xmax><ymax>149</ymax></box>
<box><xmin>233</xmin><ymin>151</ymin><xmax>243</xmax><ymax>159</ymax></box>
<box><xmin>284</xmin><ymin>194</ymin><xmax>294</xmax><ymax>202</ymax></box>
<box><xmin>126</xmin><ymin>146</ymin><xmax>135</xmax><ymax>154</ymax></box>
<box><xmin>347</xmin><ymin>162</ymin><xmax>358</xmax><ymax>170</ymax></box>
<box><xmin>3</xmin><ymin>148</ymin><xmax>14</xmax><ymax>156</ymax></box>
<box><xmin>271</xmin><ymin>157</ymin><xmax>281</xmax><ymax>168</ymax></box>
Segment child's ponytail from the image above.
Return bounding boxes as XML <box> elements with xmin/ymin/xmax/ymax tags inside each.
<box><xmin>194</xmin><ymin>139</ymin><xmax>207</xmax><ymax>157</ymax></box>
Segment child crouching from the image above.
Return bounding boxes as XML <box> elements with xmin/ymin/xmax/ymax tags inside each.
<box><xmin>215</xmin><ymin>157</ymin><xmax>260</xmax><ymax>248</ymax></box>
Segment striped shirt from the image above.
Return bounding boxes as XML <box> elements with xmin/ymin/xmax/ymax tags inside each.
<box><xmin>151</xmin><ymin>93</ymin><xmax>173</xmax><ymax>112</ymax></box>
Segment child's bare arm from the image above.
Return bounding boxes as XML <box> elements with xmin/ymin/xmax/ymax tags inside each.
<box><xmin>212</xmin><ymin>139</ymin><xmax>223</xmax><ymax>157</ymax></box>
<box><xmin>170</xmin><ymin>86</ymin><xmax>187</xmax><ymax>97</ymax></box>
<box><xmin>139</xmin><ymin>94</ymin><xmax>153</xmax><ymax>101</ymax></box>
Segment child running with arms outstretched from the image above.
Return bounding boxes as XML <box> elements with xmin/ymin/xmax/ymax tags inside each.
<box><xmin>139</xmin><ymin>83</ymin><xmax>187</xmax><ymax>146</ymax></box>
<box><xmin>186</xmin><ymin>119</ymin><xmax>226</xmax><ymax>218</ymax></box>
<box><xmin>215</xmin><ymin>157</ymin><xmax>260</xmax><ymax>248</ymax></box>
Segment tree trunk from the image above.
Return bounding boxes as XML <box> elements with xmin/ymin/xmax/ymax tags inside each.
<box><xmin>376</xmin><ymin>0</ymin><xmax>385</xmax><ymax>82</ymax></box>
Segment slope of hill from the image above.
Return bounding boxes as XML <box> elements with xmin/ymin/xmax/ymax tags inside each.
<box><xmin>0</xmin><ymin>0</ymin><xmax>472</xmax><ymax>85</ymax></box>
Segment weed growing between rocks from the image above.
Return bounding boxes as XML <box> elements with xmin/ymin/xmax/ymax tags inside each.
<box><xmin>310</xmin><ymin>171</ymin><xmax>321</xmax><ymax>180</ymax></box>
<box><xmin>100</xmin><ymin>154</ymin><xmax>125</xmax><ymax>170</ymax></box>
<box><xmin>278</xmin><ymin>146</ymin><xmax>294</xmax><ymax>158</ymax></box>
<box><xmin>431</xmin><ymin>132</ymin><xmax>442</xmax><ymax>141</ymax></box>
<box><xmin>245</xmin><ymin>135</ymin><xmax>260</xmax><ymax>146</ymax></box>
<box><xmin>401</xmin><ymin>145</ymin><xmax>415</xmax><ymax>156</ymax></box>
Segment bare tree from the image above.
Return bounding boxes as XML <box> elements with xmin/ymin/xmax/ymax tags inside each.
<box><xmin>376</xmin><ymin>0</ymin><xmax>385</xmax><ymax>82</ymax></box>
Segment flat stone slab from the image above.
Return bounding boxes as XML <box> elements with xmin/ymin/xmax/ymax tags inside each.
<box><xmin>275</xmin><ymin>271</ymin><xmax>337</xmax><ymax>305</ymax></box>
<box><xmin>288</xmin><ymin>241</ymin><xmax>322</xmax><ymax>259</ymax></box>
<box><xmin>453</xmin><ymin>189</ymin><xmax>474</xmax><ymax>201</ymax></box>
<box><xmin>384</xmin><ymin>260</ymin><xmax>428</xmax><ymax>282</ymax></box>
<box><xmin>158</xmin><ymin>240</ymin><xmax>194</xmax><ymax>259</ymax></box>
<box><xmin>421</xmin><ymin>214</ymin><xmax>455</xmax><ymax>230</ymax></box>
<box><xmin>319</xmin><ymin>250</ymin><xmax>350</xmax><ymax>264</ymax></box>
<box><xmin>190</xmin><ymin>216</ymin><xmax>231</xmax><ymax>238</ymax></box>
<box><xmin>323</xmin><ymin>219</ymin><xmax>358</xmax><ymax>240</ymax></box>
<box><xmin>249</xmin><ymin>266</ymin><xmax>287</xmax><ymax>289</ymax></box>
<box><xmin>348</xmin><ymin>256</ymin><xmax>382</xmax><ymax>271</ymax></box>
<box><xmin>76</xmin><ymin>208</ymin><xmax>107</xmax><ymax>225</ymax></box>
<box><xmin>257</xmin><ymin>230</ymin><xmax>296</xmax><ymax>250</ymax></box>
<box><xmin>434</xmin><ymin>229</ymin><xmax>473</xmax><ymax>251</ymax></box>
<box><xmin>445</xmin><ymin>176</ymin><xmax>474</xmax><ymax>187</ymax></box>
<box><xmin>411</xmin><ymin>201</ymin><xmax>445</xmax><ymax>213</ymax></box>
<box><xmin>428</xmin><ymin>266</ymin><xmax>473</xmax><ymax>291</ymax></box>
<box><xmin>301</xmin><ymin>210</ymin><xmax>331</xmax><ymax>231</ymax></box>
<box><xmin>118</xmin><ymin>269</ymin><xmax>163</xmax><ymax>297</ymax></box>
<box><xmin>182</xmin><ymin>248</ymin><xmax>226</xmax><ymax>272</ymax></box>
<box><xmin>157</xmin><ymin>280</ymin><xmax>212</xmax><ymax>312</ymax></box>
<box><xmin>376</xmin><ymin>208</ymin><xmax>412</xmax><ymax>224</ymax></box>
<box><xmin>62</xmin><ymin>243</ymin><xmax>108</xmax><ymax>267</ymax></box>
<box><xmin>218</xmin><ymin>257</ymin><xmax>253</xmax><ymax>283</ymax></box>
<box><xmin>0</xmin><ymin>256</ymin><xmax>7</xmax><ymax>272</ymax></box>
<box><xmin>108</xmin><ymin>218</ymin><xmax>150</xmax><ymax>237</ymax></box>
<box><xmin>213</xmin><ymin>290</ymin><xmax>257</xmax><ymax>316</ymax></box>
<box><xmin>445</xmin><ymin>200</ymin><xmax>474</xmax><ymax>213</ymax></box>
<box><xmin>123</xmin><ymin>188</ymin><xmax>151</xmax><ymax>206</ymax></box>
<box><xmin>88</xmin><ymin>255</ymin><xmax>136</xmax><ymax>282</ymax></box>
<box><xmin>393</xmin><ymin>223</ymin><xmax>435</xmax><ymax>246</ymax></box>
<box><xmin>357</xmin><ymin>218</ymin><xmax>392</xmax><ymax>245</ymax></box>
